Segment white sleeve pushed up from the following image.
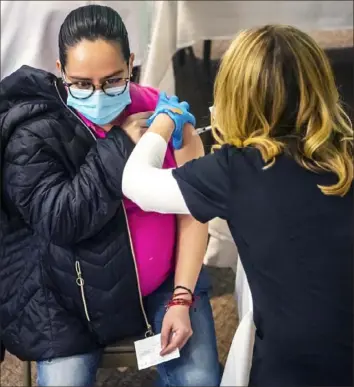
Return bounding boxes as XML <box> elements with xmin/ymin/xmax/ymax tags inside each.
<box><xmin>122</xmin><ymin>132</ymin><xmax>190</xmax><ymax>214</ymax></box>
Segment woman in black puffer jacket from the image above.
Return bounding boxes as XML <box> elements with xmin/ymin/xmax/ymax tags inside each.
<box><xmin>0</xmin><ymin>5</ymin><xmax>220</xmax><ymax>387</ymax></box>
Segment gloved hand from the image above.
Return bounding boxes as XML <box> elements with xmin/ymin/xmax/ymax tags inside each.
<box><xmin>147</xmin><ymin>92</ymin><xmax>196</xmax><ymax>149</ymax></box>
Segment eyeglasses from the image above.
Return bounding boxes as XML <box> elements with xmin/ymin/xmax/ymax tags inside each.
<box><xmin>62</xmin><ymin>75</ymin><xmax>130</xmax><ymax>99</ymax></box>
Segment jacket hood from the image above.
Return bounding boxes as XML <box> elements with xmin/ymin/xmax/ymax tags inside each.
<box><xmin>0</xmin><ymin>66</ymin><xmax>66</xmax><ymax>151</ymax></box>
<box><xmin>0</xmin><ymin>66</ymin><xmax>67</xmax><ymax>205</ymax></box>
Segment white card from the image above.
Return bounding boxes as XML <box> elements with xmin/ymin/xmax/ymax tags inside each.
<box><xmin>134</xmin><ymin>334</ymin><xmax>180</xmax><ymax>370</ymax></box>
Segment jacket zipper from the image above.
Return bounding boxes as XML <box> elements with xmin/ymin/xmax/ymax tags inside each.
<box><xmin>54</xmin><ymin>80</ymin><xmax>153</xmax><ymax>337</ymax></box>
<box><xmin>75</xmin><ymin>261</ymin><xmax>91</xmax><ymax>322</ymax></box>
<box><xmin>122</xmin><ymin>204</ymin><xmax>153</xmax><ymax>337</ymax></box>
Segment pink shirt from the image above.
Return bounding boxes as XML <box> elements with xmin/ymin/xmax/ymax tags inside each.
<box><xmin>77</xmin><ymin>83</ymin><xmax>176</xmax><ymax>296</ymax></box>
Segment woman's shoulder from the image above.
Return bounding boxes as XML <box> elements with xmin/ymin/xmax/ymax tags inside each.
<box><xmin>2</xmin><ymin>114</ymin><xmax>62</xmax><ymax>161</ymax></box>
<box><xmin>2</xmin><ymin>103</ymin><xmax>83</xmax><ymax>166</ymax></box>
<box><xmin>6</xmin><ymin>109</ymin><xmax>65</xmax><ymax>140</ymax></box>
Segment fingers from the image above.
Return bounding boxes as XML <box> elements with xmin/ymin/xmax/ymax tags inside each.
<box><xmin>179</xmin><ymin>101</ymin><xmax>190</xmax><ymax>111</ymax></box>
<box><xmin>159</xmin><ymin>91</ymin><xmax>168</xmax><ymax>100</ymax></box>
<box><xmin>160</xmin><ymin>328</ymin><xmax>193</xmax><ymax>356</ymax></box>
<box><xmin>127</xmin><ymin>111</ymin><xmax>154</xmax><ymax>121</ymax></box>
<box><xmin>122</xmin><ymin>111</ymin><xmax>153</xmax><ymax>129</ymax></box>
<box><xmin>173</xmin><ymin>136</ymin><xmax>183</xmax><ymax>150</ymax></box>
<box><xmin>160</xmin><ymin>332</ymin><xmax>180</xmax><ymax>356</ymax></box>
<box><xmin>178</xmin><ymin>333</ymin><xmax>191</xmax><ymax>352</ymax></box>
<box><xmin>169</xmin><ymin>95</ymin><xmax>179</xmax><ymax>104</ymax></box>
<box><xmin>188</xmin><ymin>113</ymin><xmax>196</xmax><ymax>127</ymax></box>
<box><xmin>160</xmin><ymin>323</ymin><xmax>171</xmax><ymax>355</ymax></box>
<box><xmin>137</xmin><ymin>118</ymin><xmax>149</xmax><ymax>128</ymax></box>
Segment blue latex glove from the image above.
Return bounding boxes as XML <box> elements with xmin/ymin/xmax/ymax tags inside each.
<box><xmin>147</xmin><ymin>92</ymin><xmax>196</xmax><ymax>149</ymax></box>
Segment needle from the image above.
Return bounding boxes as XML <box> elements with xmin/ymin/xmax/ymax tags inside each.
<box><xmin>194</xmin><ymin>106</ymin><xmax>213</xmax><ymax>135</ymax></box>
<box><xmin>194</xmin><ymin>125</ymin><xmax>212</xmax><ymax>135</ymax></box>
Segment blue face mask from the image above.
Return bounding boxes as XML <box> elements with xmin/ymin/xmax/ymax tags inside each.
<box><xmin>66</xmin><ymin>83</ymin><xmax>132</xmax><ymax>126</ymax></box>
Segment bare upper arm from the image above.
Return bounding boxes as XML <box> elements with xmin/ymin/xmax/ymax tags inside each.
<box><xmin>173</xmin><ymin>124</ymin><xmax>205</xmax><ymax>167</ymax></box>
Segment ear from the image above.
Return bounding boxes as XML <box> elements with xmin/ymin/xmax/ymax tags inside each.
<box><xmin>129</xmin><ymin>53</ymin><xmax>135</xmax><ymax>75</ymax></box>
<box><xmin>56</xmin><ymin>60</ymin><xmax>62</xmax><ymax>75</ymax></box>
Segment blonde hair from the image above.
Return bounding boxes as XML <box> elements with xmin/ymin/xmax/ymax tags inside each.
<box><xmin>213</xmin><ymin>25</ymin><xmax>353</xmax><ymax>196</ymax></box>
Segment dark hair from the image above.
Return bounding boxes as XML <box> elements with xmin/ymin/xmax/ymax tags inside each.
<box><xmin>58</xmin><ymin>5</ymin><xmax>130</xmax><ymax>69</ymax></box>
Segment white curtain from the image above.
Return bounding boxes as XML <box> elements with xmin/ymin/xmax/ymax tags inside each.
<box><xmin>0</xmin><ymin>1</ymin><xmax>155</xmax><ymax>79</ymax></box>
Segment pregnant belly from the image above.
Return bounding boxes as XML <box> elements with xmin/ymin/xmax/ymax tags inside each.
<box><xmin>125</xmin><ymin>207</ymin><xmax>176</xmax><ymax>296</ymax></box>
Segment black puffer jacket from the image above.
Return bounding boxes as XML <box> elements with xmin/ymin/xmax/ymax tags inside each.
<box><xmin>0</xmin><ymin>66</ymin><xmax>150</xmax><ymax>362</ymax></box>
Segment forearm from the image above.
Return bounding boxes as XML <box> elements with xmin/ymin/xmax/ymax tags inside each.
<box><xmin>122</xmin><ymin>117</ymin><xmax>190</xmax><ymax>214</ymax></box>
<box><xmin>173</xmin><ymin>123</ymin><xmax>207</xmax><ymax>295</ymax></box>
<box><xmin>174</xmin><ymin>215</ymin><xmax>208</xmax><ymax>295</ymax></box>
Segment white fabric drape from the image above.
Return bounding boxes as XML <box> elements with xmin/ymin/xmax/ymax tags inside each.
<box><xmin>0</xmin><ymin>1</ymin><xmax>154</xmax><ymax>79</ymax></box>
<box><xmin>140</xmin><ymin>1</ymin><xmax>353</xmax><ymax>94</ymax></box>
<box><xmin>205</xmin><ymin>218</ymin><xmax>255</xmax><ymax>386</ymax></box>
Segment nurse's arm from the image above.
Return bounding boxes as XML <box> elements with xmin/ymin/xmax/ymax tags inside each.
<box><xmin>122</xmin><ymin>115</ymin><xmax>190</xmax><ymax>214</ymax></box>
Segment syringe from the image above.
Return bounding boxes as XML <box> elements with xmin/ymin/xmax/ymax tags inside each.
<box><xmin>194</xmin><ymin>125</ymin><xmax>212</xmax><ymax>135</ymax></box>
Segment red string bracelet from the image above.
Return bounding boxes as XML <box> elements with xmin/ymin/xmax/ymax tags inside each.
<box><xmin>166</xmin><ymin>293</ymin><xmax>199</xmax><ymax>311</ymax></box>
<box><xmin>166</xmin><ymin>298</ymin><xmax>193</xmax><ymax>310</ymax></box>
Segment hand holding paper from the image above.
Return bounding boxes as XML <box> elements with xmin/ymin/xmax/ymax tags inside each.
<box><xmin>134</xmin><ymin>334</ymin><xmax>180</xmax><ymax>370</ymax></box>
